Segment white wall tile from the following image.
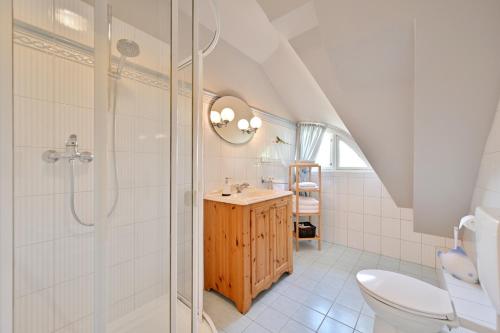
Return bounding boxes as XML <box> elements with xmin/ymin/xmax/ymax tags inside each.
<box><xmin>348</xmin><ymin>230</ymin><xmax>364</xmax><ymax>250</ymax></box>
<box><xmin>401</xmin><ymin>241</ymin><xmax>421</xmax><ymax>264</ymax></box>
<box><xmin>380</xmin><ymin>237</ymin><xmax>401</xmax><ymax>258</ymax></box>
<box><xmin>14</xmin><ymin>147</ymin><xmax>54</xmax><ymax>196</ymax></box>
<box><xmin>15</xmin><ymin>195</ymin><xmax>54</xmax><ymax>246</ymax></box>
<box><xmin>364</xmin><ymin>196</ymin><xmax>381</xmax><ymax>216</ymax></box>
<box><xmin>363</xmin><ymin>215</ymin><xmax>381</xmax><ymax>235</ymax></box>
<box><xmin>348</xmin><ymin>177</ymin><xmax>364</xmax><ymax>195</ymax></box>
<box><xmin>14</xmin><ymin>96</ymin><xmax>54</xmax><ymax>148</ymax></box>
<box><xmin>109</xmin><ymin>261</ymin><xmax>134</xmax><ymax>304</ymax></box>
<box><xmin>54</xmin><ymin>0</ymin><xmax>94</xmax><ymax>47</ymax></box>
<box><xmin>14</xmin><ymin>0</ymin><xmax>53</xmax><ymax>32</ymax></box>
<box><xmin>347</xmin><ymin>213</ymin><xmax>363</xmax><ymax>231</ymax></box>
<box><xmin>54</xmin><ymin>233</ymin><xmax>94</xmax><ymax>283</ymax></box>
<box><xmin>110</xmin><ymin>225</ymin><xmax>134</xmax><ymax>265</ymax></box>
<box><xmin>54</xmin><ymin>275</ymin><xmax>93</xmax><ymax>329</ymax></box>
<box><xmin>14</xmin><ymin>45</ymin><xmax>54</xmax><ymax>101</ymax></box>
<box><xmin>364</xmin><ymin>177</ymin><xmax>381</xmax><ymax>197</ymax></box>
<box><xmin>348</xmin><ymin>195</ymin><xmax>363</xmax><ymax>214</ymax></box>
<box><xmin>401</xmin><ymin>220</ymin><xmax>422</xmax><ymax>243</ymax></box>
<box><xmin>381</xmin><ymin>218</ymin><xmax>400</xmax><ymax>238</ymax></box>
<box><xmin>381</xmin><ymin>198</ymin><xmax>400</xmax><ymax>219</ymax></box>
<box><xmin>364</xmin><ymin>234</ymin><xmax>381</xmax><ymax>254</ymax></box>
<box><xmin>15</xmin><ymin>288</ymin><xmax>54</xmax><ymax>333</ymax></box>
<box><xmin>421</xmin><ymin>244</ymin><xmax>437</xmax><ymax>267</ymax></box>
<box><xmin>15</xmin><ymin>242</ymin><xmax>54</xmax><ymax>297</ymax></box>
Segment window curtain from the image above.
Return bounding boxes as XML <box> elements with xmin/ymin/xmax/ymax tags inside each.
<box><xmin>296</xmin><ymin>122</ymin><xmax>326</xmax><ymax>161</ymax></box>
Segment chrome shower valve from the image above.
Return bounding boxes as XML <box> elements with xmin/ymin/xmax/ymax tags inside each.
<box><xmin>42</xmin><ymin>134</ymin><xmax>93</xmax><ymax>164</ymax></box>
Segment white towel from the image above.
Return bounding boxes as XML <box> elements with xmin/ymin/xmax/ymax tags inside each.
<box><xmin>292</xmin><ymin>182</ymin><xmax>318</xmax><ymax>189</ymax></box>
<box><xmin>292</xmin><ymin>196</ymin><xmax>319</xmax><ymax>206</ymax></box>
<box><xmin>293</xmin><ymin>208</ymin><xmax>319</xmax><ymax>214</ymax></box>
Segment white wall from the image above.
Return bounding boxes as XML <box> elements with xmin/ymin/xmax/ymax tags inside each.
<box><xmin>12</xmin><ymin>1</ymin><xmax>171</xmax><ymax>331</ymax></box>
<box><xmin>296</xmin><ymin>0</ymin><xmax>500</xmax><ymax>239</ymax></box>
<box><xmin>322</xmin><ymin>171</ymin><xmax>456</xmax><ymax>269</ymax></box>
<box><xmin>202</xmin><ymin>94</ymin><xmax>296</xmax><ymax>193</ymax></box>
<box><xmin>465</xmin><ymin>103</ymin><xmax>500</xmax><ymax>263</ymax></box>
<box><xmin>203</xmin><ymin>40</ymin><xmax>293</xmax><ymax>122</ymax></box>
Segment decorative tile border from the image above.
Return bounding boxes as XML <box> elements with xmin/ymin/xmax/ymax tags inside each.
<box><xmin>14</xmin><ymin>20</ymin><xmax>170</xmax><ymax>91</ymax></box>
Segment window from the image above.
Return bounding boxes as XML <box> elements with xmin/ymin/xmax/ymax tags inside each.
<box><xmin>315</xmin><ymin>131</ymin><xmax>334</xmax><ymax>168</ymax></box>
<box><xmin>314</xmin><ymin>130</ymin><xmax>371</xmax><ymax>170</ymax></box>
<box><xmin>336</xmin><ymin>137</ymin><xmax>369</xmax><ymax>169</ymax></box>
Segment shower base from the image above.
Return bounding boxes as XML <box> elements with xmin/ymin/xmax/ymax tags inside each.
<box><xmin>108</xmin><ymin>296</ymin><xmax>217</xmax><ymax>333</ymax></box>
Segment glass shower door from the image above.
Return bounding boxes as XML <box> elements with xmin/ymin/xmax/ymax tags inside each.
<box><xmin>105</xmin><ymin>1</ymin><xmax>172</xmax><ymax>331</ymax></box>
<box><xmin>12</xmin><ymin>0</ymin><xmax>97</xmax><ymax>331</ymax></box>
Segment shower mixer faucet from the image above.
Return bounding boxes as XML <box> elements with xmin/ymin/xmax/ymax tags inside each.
<box><xmin>42</xmin><ymin>134</ymin><xmax>93</xmax><ymax>164</ymax></box>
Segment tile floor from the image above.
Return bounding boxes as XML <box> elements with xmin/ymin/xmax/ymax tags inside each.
<box><xmin>203</xmin><ymin>241</ymin><xmax>473</xmax><ymax>333</ymax></box>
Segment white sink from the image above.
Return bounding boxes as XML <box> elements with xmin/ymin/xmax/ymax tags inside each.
<box><xmin>204</xmin><ymin>188</ymin><xmax>292</xmax><ymax>205</ymax></box>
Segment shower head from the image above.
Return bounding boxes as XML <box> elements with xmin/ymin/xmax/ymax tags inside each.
<box><xmin>117</xmin><ymin>39</ymin><xmax>140</xmax><ymax>58</ymax></box>
<box><xmin>115</xmin><ymin>39</ymin><xmax>140</xmax><ymax>76</ymax></box>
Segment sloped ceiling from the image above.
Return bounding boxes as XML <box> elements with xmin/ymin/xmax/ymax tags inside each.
<box><xmin>197</xmin><ymin>0</ymin><xmax>346</xmax><ymax>130</ymax></box>
<box><xmin>306</xmin><ymin>0</ymin><xmax>416</xmax><ymax>208</ymax></box>
<box><xmin>266</xmin><ymin>0</ymin><xmax>500</xmax><ymax>236</ymax></box>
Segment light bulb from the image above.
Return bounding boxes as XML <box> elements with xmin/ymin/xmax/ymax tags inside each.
<box><xmin>221</xmin><ymin>107</ymin><xmax>235</xmax><ymax>122</ymax></box>
<box><xmin>238</xmin><ymin>119</ymin><xmax>249</xmax><ymax>130</ymax></box>
<box><xmin>250</xmin><ymin>116</ymin><xmax>262</xmax><ymax>129</ymax></box>
<box><xmin>210</xmin><ymin>111</ymin><xmax>221</xmax><ymax>124</ymax></box>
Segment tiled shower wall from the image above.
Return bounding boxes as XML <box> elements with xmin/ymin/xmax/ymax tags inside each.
<box><xmin>202</xmin><ymin>95</ymin><xmax>296</xmax><ymax>193</ymax></box>
<box><xmin>13</xmin><ymin>1</ymin><xmax>172</xmax><ymax>332</ymax></box>
<box><xmin>321</xmin><ymin>171</ymin><xmax>456</xmax><ymax>268</ymax></box>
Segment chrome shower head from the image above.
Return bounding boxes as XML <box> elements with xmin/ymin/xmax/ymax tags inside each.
<box><xmin>117</xmin><ymin>39</ymin><xmax>140</xmax><ymax>58</ymax></box>
<box><xmin>115</xmin><ymin>39</ymin><xmax>140</xmax><ymax>76</ymax></box>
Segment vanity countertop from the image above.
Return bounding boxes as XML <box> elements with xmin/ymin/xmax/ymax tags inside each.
<box><xmin>204</xmin><ymin>188</ymin><xmax>292</xmax><ymax>206</ymax></box>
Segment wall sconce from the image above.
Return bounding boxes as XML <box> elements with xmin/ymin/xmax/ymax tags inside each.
<box><xmin>238</xmin><ymin>116</ymin><xmax>262</xmax><ymax>134</ymax></box>
<box><xmin>210</xmin><ymin>107</ymin><xmax>235</xmax><ymax>128</ymax></box>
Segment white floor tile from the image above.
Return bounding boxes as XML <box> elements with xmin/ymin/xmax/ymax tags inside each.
<box><xmin>355</xmin><ymin>314</ymin><xmax>374</xmax><ymax>333</ymax></box>
<box><xmin>270</xmin><ymin>295</ymin><xmax>302</xmax><ymax>317</ymax></box>
<box><xmin>204</xmin><ymin>243</ymin><xmax>477</xmax><ymax>333</ymax></box>
<box><xmin>279</xmin><ymin>320</ymin><xmax>315</xmax><ymax>333</ymax></box>
<box><xmin>318</xmin><ymin>317</ymin><xmax>354</xmax><ymax>333</ymax></box>
<box><xmin>302</xmin><ymin>293</ymin><xmax>333</xmax><ymax>315</ymax></box>
<box><xmin>327</xmin><ymin>303</ymin><xmax>360</xmax><ymax>328</ymax></box>
<box><xmin>254</xmin><ymin>307</ymin><xmax>288</xmax><ymax>333</ymax></box>
<box><xmin>292</xmin><ymin>305</ymin><xmax>325</xmax><ymax>331</ymax></box>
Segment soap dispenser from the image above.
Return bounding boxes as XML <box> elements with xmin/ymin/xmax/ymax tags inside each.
<box><xmin>222</xmin><ymin>177</ymin><xmax>231</xmax><ymax>196</ymax></box>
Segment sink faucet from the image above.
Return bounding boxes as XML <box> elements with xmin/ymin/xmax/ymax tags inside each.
<box><xmin>235</xmin><ymin>182</ymin><xmax>250</xmax><ymax>193</ymax></box>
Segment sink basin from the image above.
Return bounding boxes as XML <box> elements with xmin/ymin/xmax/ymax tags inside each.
<box><xmin>204</xmin><ymin>188</ymin><xmax>292</xmax><ymax>205</ymax></box>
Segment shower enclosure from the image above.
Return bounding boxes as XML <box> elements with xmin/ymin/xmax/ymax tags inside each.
<box><xmin>0</xmin><ymin>0</ymin><xmax>215</xmax><ymax>332</ymax></box>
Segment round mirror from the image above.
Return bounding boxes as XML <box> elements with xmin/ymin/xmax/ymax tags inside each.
<box><xmin>209</xmin><ymin>96</ymin><xmax>256</xmax><ymax>144</ymax></box>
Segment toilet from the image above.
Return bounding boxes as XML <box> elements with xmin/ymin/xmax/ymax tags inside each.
<box><xmin>356</xmin><ymin>207</ymin><xmax>500</xmax><ymax>333</ymax></box>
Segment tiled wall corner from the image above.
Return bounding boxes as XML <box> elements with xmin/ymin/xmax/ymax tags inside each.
<box><xmin>322</xmin><ymin>171</ymin><xmax>456</xmax><ymax>267</ymax></box>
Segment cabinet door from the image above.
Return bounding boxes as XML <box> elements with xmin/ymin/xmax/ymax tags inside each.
<box><xmin>271</xmin><ymin>201</ymin><xmax>291</xmax><ymax>279</ymax></box>
<box><xmin>250</xmin><ymin>206</ymin><xmax>273</xmax><ymax>297</ymax></box>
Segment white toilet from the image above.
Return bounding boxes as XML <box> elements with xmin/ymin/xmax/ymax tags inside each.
<box><xmin>356</xmin><ymin>207</ymin><xmax>500</xmax><ymax>333</ymax></box>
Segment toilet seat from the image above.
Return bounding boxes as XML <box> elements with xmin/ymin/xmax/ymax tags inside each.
<box><xmin>356</xmin><ymin>269</ymin><xmax>455</xmax><ymax>321</ymax></box>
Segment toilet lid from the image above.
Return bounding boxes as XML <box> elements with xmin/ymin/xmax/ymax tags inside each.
<box><xmin>356</xmin><ymin>269</ymin><xmax>455</xmax><ymax>320</ymax></box>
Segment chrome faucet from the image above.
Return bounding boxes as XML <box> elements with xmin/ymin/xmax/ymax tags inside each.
<box><xmin>42</xmin><ymin>134</ymin><xmax>93</xmax><ymax>164</ymax></box>
<box><xmin>235</xmin><ymin>182</ymin><xmax>250</xmax><ymax>193</ymax></box>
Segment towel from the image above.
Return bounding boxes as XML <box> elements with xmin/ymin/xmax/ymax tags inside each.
<box><xmin>292</xmin><ymin>182</ymin><xmax>318</xmax><ymax>189</ymax></box>
<box><xmin>293</xmin><ymin>208</ymin><xmax>319</xmax><ymax>214</ymax></box>
<box><xmin>292</xmin><ymin>196</ymin><xmax>319</xmax><ymax>206</ymax></box>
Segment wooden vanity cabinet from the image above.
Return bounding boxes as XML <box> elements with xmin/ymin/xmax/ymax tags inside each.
<box><xmin>204</xmin><ymin>195</ymin><xmax>293</xmax><ymax>314</ymax></box>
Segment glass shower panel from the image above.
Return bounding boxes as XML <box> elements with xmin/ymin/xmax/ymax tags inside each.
<box><xmin>105</xmin><ymin>0</ymin><xmax>172</xmax><ymax>331</ymax></box>
<box><xmin>12</xmin><ymin>0</ymin><xmax>96</xmax><ymax>331</ymax></box>
<box><xmin>177</xmin><ymin>0</ymin><xmax>194</xmax><ymax>309</ymax></box>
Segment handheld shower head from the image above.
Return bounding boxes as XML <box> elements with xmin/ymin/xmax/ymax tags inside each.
<box><xmin>117</xmin><ymin>39</ymin><xmax>140</xmax><ymax>58</ymax></box>
<box><xmin>115</xmin><ymin>39</ymin><xmax>140</xmax><ymax>76</ymax></box>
